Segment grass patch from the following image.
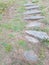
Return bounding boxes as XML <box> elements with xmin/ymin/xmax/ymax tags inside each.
<box><xmin>17</xmin><ymin>6</ymin><xmax>25</xmax><ymax>13</ymax></box>
<box><xmin>0</xmin><ymin>42</ymin><xmax>12</xmax><ymax>52</ymax></box>
<box><xmin>36</xmin><ymin>61</ymin><xmax>43</xmax><ymax>65</ymax></box>
<box><xmin>18</xmin><ymin>40</ymin><xmax>27</xmax><ymax>47</ymax></box>
<box><xmin>42</xmin><ymin>39</ymin><xmax>49</xmax><ymax>48</ymax></box>
<box><xmin>0</xmin><ymin>18</ymin><xmax>26</xmax><ymax>32</ymax></box>
<box><xmin>8</xmin><ymin>34</ymin><xmax>15</xmax><ymax>38</ymax></box>
<box><xmin>0</xmin><ymin>14</ymin><xmax>3</xmax><ymax>20</ymax></box>
<box><xmin>0</xmin><ymin>2</ymin><xmax>7</xmax><ymax>14</ymax></box>
<box><xmin>18</xmin><ymin>40</ymin><xmax>29</xmax><ymax>50</ymax></box>
<box><xmin>32</xmin><ymin>0</ymin><xmax>39</xmax><ymax>3</ymax></box>
<box><xmin>39</xmin><ymin>48</ymin><xmax>45</xmax><ymax>60</ymax></box>
<box><xmin>41</xmin><ymin>10</ymin><xmax>46</xmax><ymax>16</ymax></box>
<box><xmin>40</xmin><ymin>5</ymin><xmax>46</xmax><ymax>10</ymax></box>
<box><xmin>0</xmin><ymin>0</ymin><xmax>26</xmax><ymax>32</ymax></box>
<box><xmin>0</xmin><ymin>0</ymin><xmax>16</xmax><ymax>14</ymax></box>
<box><xmin>31</xmin><ymin>26</ymin><xmax>49</xmax><ymax>32</ymax></box>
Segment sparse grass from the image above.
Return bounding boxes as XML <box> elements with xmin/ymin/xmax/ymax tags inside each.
<box><xmin>18</xmin><ymin>40</ymin><xmax>30</xmax><ymax>50</ymax></box>
<box><xmin>31</xmin><ymin>26</ymin><xmax>49</xmax><ymax>33</ymax></box>
<box><xmin>39</xmin><ymin>47</ymin><xmax>45</xmax><ymax>60</ymax></box>
<box><xmin>36</xmin><ymin>61</ymin><xmax>43</xmax><ymax>65</ymax></box>
<box><xmin>0</xmin><ymin>0</ymin><xmax>16</xmax><ymax>14</ymax></box>
<box><xmin>0</xmin><ymin>0</ymin><xmax>26</xmax><ymax>32</ymax></box>
<box><xmin>8</xmin><ymin>34</ymin><xmax>15</xmax><ymax>38</ymax></box>
<box><xmin>0</xmin><ymin>2</ymin><xmax>7</xmax><ymax>14</ymax></box>
<box><xmin>41</xmin><ymin>9</ymin><xmax>46</xmax><ymax>16</ymax></box>
<box><xmin>40</xmin><ymin>5</ymin><xmax>46</xmax><ymax>10</ymax></box>
<box><xmin>0</xmin><ymin>14</ymin><xmax>3</xmax><ymax>20</ymax></box>
<box><xmin>0</xmin><ymin>42</ymin><xmax>12</xmax><ymax>52</ymax></box>
<box><xmin>32</xmin><ymin>0</ymin><xmax>39</xmax><ymax>3</ymax></box>
<box><xmin>42</xmin><ymin>39</ymin><xmax>49</xmax><ymax>48</ymax></box>
<box><xmin>18</xmin><ymin>40</ymin><xmax>27</xmax><ymax>48</ymax></box>
<box><xmin>0</xmin><ymin>19</ymin><xmax>26</xmax><ymax>32</ymax></box>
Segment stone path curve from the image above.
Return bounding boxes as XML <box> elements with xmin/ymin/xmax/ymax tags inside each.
<box><xmin>23</xmin><ymin>2</ymin><xmax>49</xmax><ymax>65</ymax></box>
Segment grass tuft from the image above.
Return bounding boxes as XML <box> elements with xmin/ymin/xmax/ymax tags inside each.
<box><xmin>0</xmin><ymin>42</ymin><xmax>12</xmax><ymax>52</ymax></box>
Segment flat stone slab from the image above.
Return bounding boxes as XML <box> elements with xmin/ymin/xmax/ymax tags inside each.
<box><xmin>25</xmin><ymin>35</ymin><xmax>39</xmax><ymax>43</ymax></box>
<box><xmin>24</xmin><ymin>10</ymin><xmax>41</xmax><ymax>15</ymax></box>
<box><xmin>24</xmin><ymin>3</ymin><xmax>34</xmax><ymax>7</ymax></box>
<box><xmin>26</xmin><ymin>22</ymin><xmax>42</xmax><ymax>27</ymax></box>
<box><xmin>24</xmin><ymin>1</ymin><xmax>35</xmax><ymax>6</ymax></box>
<box><xmin>25</xmin><ymin>6</ymin><xmax>39</xmax><ymax>10</ymax></box>
<box><xmin>25</xmin><ymin>30</ymin><xmax>49</xmax><ymax>40</ymax></box>
<box><xmin>24</xmin><ymin>51</ymin><xmax>38</xmax><ymax>62</ymax></box>
<box><xmin>24</xmin><ymin>16</ymin><xmax>44</xmax><ymax>20</ymax></box>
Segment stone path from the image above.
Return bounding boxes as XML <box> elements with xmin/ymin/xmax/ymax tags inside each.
<box><xmin>25</xmin><ymin>6</ymin><xmax>39</xmax><ymax>10</ymax></box>
<box><xmin>24</xmin><ymin>10</ymin><xmax>41</xmax><ymax>15</ymax></box>
<box><xmin>1</xmin><ymin>2</ymin><xmax>49</xmax><ymax>65</ymax></box>
<box><xmin>26</xmin><ymin>22</ymin><xmax>43</xmax><ymax>27</ymax></box>
<box><xmin>23</xmin><ymin>1</ymin><xmax>49</xmax><ymax>65</ymax></box>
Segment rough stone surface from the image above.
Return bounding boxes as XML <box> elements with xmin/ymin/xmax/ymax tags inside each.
<box><xmin>24</xmin><ymin>10</ymin><xmax>41</xmax><ymax>15</ymax></box>
<box><xmin>25</xmin><ymin>30</ymin><xmax>49</xmax><ymax>40</ymax></box>
<box><xmin>24</xmin><ymin>51</ymin><xmax>38</xmax><ymax>62</ymax></box>
<box><xmin>24</xmin><ymin>16</ymin><xmax>44</xmax><ymax>20</ymax></box>
<box><xmin>26</xmin><ymin>22</ymin><xmax>42</xmax><ymax>27</ymax></box>
<box><xmin>25</xmin><ymin>35</ymin><xmax>39</xmax><ymax>43</ymax></box>
<box><xmin>25</xmin><ymin>6</ymin><xmax>39</xmax><ymax>10</ymax></box>
<box><xmin>24</xmin><ymin>1</ymin><xmax>35</xmax><ymax>6</ymax></box>
<box><xmin>24</xmin><ymin>3</ymin><xmax>34</xmax><ymax>6</ymax></box>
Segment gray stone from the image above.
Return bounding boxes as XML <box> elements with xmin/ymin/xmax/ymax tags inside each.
<box><xmin>24</xmin><ymin>16</ymin><xmax>44</xmax><ymax>20</ymax></box>
<box><xmin>24</xmin><ymin>1</ymin><xmax>35</xmax><ymax>6</ymax></box>
<box><xmin>24</xmin><ymin>3</ymin><xmax>34</xmax><ymax>7</ymax></box>
<box><xmin>24</xmin><ymin>10</ymin><xmax>41</xmax><ymax>15</ymax></box>
<box><xmin>26</xmin><ymin>22</ymin><xmax>42</xmax><ymax>27</ymax></box>
<box><xmin>25</xmin><ymin>35</ymin><xmax>39</xmax><ymax>43</ymax></box>
<box><xmin>25</xmin><ymin>30</ymin><xmax>49</xmax><ymax>40</ymax></box>
<box><xmin>25</xmin><ymin>6</ymin><xmax>39</xmax><ymax>10</ymax></box>
<box><xmin>24</xmin><ymin>51</ymin><xmax>38</xmax><ymax>62</ymax></box>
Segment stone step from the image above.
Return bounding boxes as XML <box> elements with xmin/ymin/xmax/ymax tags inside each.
<box><xmin>25</xmin><ymin>30</ymin><xmax>49</xmax><ymax>40</ymax></box>
<box><xmin>25</xmin><ymin>35</ymin><xmax>39</xmax><ymax>43</ymax></box>
<box><xmin>26</xmin><ymin>22</ymin><xmax>42</xmax><ymax>27</ymax></box>
<box><xmin>25</xmin><ymin>6</ymin><xmax>39</xmax><ymax>10</ymax></box>
<box><xmin>24</xmin><ymin>16</ymin><xmax>44</xmax><ymax>20</ymax></box>
<box><xmin>24</xmin><ymin>10</ymin><xmax>41</xmax><ymax>15</ymax></box>
<box><xmin>24</xmin><ymin>51</ymin><xmax>38</xmax><ymax>63</ymax></box>
<box><xmin>24</xmin><ymin>3</ymin><xmax>34</xmax><ymax>7</ymax></box>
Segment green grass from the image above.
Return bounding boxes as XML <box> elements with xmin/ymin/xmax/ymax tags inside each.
<box><xmin>0</xmin><ymin>0</ymin><xmax>16</xmax><ymax>14</ymax></box>
<box><xmin>18</xmin><ymin>40</ymin><xmax>30</xmax><ymax>50</ymax></box>
<box><xmin>0</xmin><ymin>42</ymin><xmax>12</xmax><ymax>52</ymax></box>
<box><xmin>41</xmin><ymin>9</ymin><xmax>46</xmax><ymax>16</ymax></box>
<box><xmin>42</xmin><ymin>39</ymin><xmax>49</xmax><ymax>48</ymax></box>
<box><xmin>32</xmin><ymin>0</ymin><xmax>39</xmax><ymax>3</ymax></box>
<box><xmin>0</xmin><ymin>14</ymin><xmax>3</xmax><ymax>20</ymax></box>
<box><xmin>0</xmin><ymin>0</ymin><xmax>26</xmax><ymax>32</ymax></box>
<box><xmin>8</xmin><ymin>33</ymin><xmax>15</xmax><ymax>38</ymax></box>
<box><xmin>0</xmin><ymin>2</ymin><xmax>7</xmax><ymax>14</ymax></box>
<box><xmin>39</xmin><ymin>48</ymin><xmax>45</xmax><ymax>60</ymax></box>
<box><xmin>18</xmin><ymin>40</ymin><xmax>27</xmax><ymax>48</ymax></box>
<box><xmin>0</xmin><ymin>19</ymin><xmax>26</xmax><ymax>32</ymax></box>
<box><xmin>0</xmin><ymin>2</ymin><xmax>26</xmax><ymax>32</ymax></box>
<box><xmin>36</xmin><ymin>61</ymin><xmax>44</xmax><ymax>65</ymax></box>
<box><xmin>31</xmin><ymin>26</ymin><xmax>49</xmax><ymax>32</ymax></box>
